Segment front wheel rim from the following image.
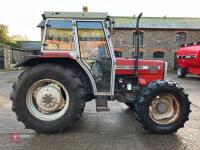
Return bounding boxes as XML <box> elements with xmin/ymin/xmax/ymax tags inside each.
<box><xmin>26</xmin><ymin>79</ymin><xmax>69</xmax><ymax>121</ymax></box>
<box><xmin>148</xmin><ymin>93</ymin><xmax>181</xmax><ymax>125</ymax></box>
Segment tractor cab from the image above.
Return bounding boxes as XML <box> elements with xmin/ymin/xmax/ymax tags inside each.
<box><xmin>40</xmin><ymin>12</ymin><xmax>166</xmax><ymax>95</ymax></box>
<box><xmin>41</xmin><ymin>12</ymin><xmax>115</xmax><ymax>95</ymax></box>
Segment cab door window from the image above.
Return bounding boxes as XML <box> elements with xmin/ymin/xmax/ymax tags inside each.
<box><xmin>77</xmin><ymin>21</ymin><xmax>112</xmax><ymax>92</ymax></box>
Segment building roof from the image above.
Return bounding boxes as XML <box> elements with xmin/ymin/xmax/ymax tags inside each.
<box><xmin>113</xmin><ymin>17</ymin><xmax>200</xmax><ymax>30</ymax></box>
<box><xmin>37</xmin><ymin>13</ymin><xmax>200</xmax><ymax>30</ymax></box>
<box><xmin>17</xmin><ymin>41</ymin><xmax>41</xmax><ymax>51</ymax></box>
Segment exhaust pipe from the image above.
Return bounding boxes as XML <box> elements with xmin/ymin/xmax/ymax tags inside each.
<box><xmin>134</xmin><ymin>13</ymin><xmax>143</xmax><ymax>82</ymax></box>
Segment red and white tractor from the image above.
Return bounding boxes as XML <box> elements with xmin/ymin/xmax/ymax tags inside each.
<box><xmin>11</xmin><ymin>12</ymin><xmax>191</xmax><ymax>134</ymax></box>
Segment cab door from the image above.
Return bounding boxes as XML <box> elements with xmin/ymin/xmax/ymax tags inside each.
<box><xmin>75</xmin><ymin>21</ymin><xmax>115</xmax><ymax>95</ymax></box>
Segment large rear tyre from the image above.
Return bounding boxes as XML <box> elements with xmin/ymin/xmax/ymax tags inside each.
<box><xmin>134</xmin><ymin>80</ymin><xmax>191</xmax><ymax>134</ymax></box>
<box><xmin>11</xmin><ymin>63</ymin><xmax>86</xmax><ymax>134</ymax></box>
<box><xmin>177</xmin><ymin>67</ymin><xmax>186</xmax><ymax>78</ymax></box>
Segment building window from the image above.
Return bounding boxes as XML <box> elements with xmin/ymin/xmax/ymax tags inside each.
<box><xmin>133</xmin><ymin>32</ymin><xmax>143</xmax><ymax>47</ymax></box>
<box><xmin>176</xmin><ymin>32</ymin><xmax>186</xmax><ymax>42</ymax></box>
<box><xmin>132</xmin><ymin>51</ymin><xmax>144</xmax><ymax>59</ymax></box>
<box><xmin>114</xmin><ymin>48</ymin><xmax>122</xmax><ymax>58</ymax></box>
<box><xmin>153</xmin><ymin>51</ymin><xmax>165</xmax><ymax>59</ymax></box>
<box><xmin>114</xmin><ymin>51</ymin><xmax>122</xmax><ymax>58</ymax></box>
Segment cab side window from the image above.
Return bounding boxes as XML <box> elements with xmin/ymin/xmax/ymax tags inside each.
<box><xmin>44</xmin><ymin>20</ymin><xmax>74</xmax><ymax>51</ymax></box>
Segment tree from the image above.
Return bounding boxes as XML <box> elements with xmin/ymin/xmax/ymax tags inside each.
<box><xmin>0</xmin><ymin>24</ymin><xmax>15</xmax><ymax>46</ymax></box>
<box><xmin>11</xmin><ymin>34</ymin><xmax>29</xmax><ymax>41</ymax></box>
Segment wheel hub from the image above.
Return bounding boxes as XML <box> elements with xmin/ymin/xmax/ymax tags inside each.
<box><xmin>35</xmin><ymin>85</ymin><xmax>64</xmax><ymax>112</ymax></box>
<box><xmin>156</xmin><ymin>101</ymin><xmax>168</xmax><ymax>114</ymax></box>
<box><xmin>26</xmin><ymin>79</ymin><xmax>69</xmax><ymax>121</ymax></box>
<box><xmin>149</xmin><ymin>94</ymin><xmax>180</xmax><ymax>125</ymax></box>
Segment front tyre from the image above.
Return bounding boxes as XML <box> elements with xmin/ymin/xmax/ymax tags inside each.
<box><xmin>11</xmin><ymin>63</ymin><xmax>86</xmax><ymax>134</ymax></box>
<box><xmin>134</xmin><ymin>80</ymin><xmax>191</xmax><ymax>134</ymax></box>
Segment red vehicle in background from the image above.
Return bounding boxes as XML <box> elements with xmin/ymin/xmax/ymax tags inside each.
<box><xmin>176</xmin><ymin>41</ymin><xmax>200</xmax><ymax>78</ymax></box>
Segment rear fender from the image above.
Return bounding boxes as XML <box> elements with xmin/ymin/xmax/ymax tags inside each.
<box><xmin>15</xmin><ymin>55</ymin><xmax>41</xmax><ymax>68</ymax></box>
<box><xmin>15</xmin><ymin>51</ymin><xmax>76</xmax><ymax>68</ymax></box>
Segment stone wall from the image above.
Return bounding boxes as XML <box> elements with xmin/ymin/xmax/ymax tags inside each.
<box><xmin>111</xmin><ymin>29</ymin><xmax>200</xmax><ymax>70</ymax></box>
<box><xmin>3</xmin><ymin>46</ymin><xmax>12</xmax><ymax>69</ymax></box>
<box><xmin>0</xmin><ymin>48</ymin><xmax>4</xmax><ymax>69</ymax></box>
<box><xmin>0</xmin><ymin>45</ymin><xmax>12</xmax><ymax>69</ymax></box>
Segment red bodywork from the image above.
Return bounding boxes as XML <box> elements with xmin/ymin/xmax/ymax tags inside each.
<box><xmin>40</xmin><ymin>51</ymin><xmax>165</xmax><ymax>87</ymax></box>
<box><xmin>176</xmin><ymin>45</ymin><xmax>200</xmax><ymax>75</ymax></box>
<box><xmin>116</xmin><ymin>58</ymin><xmax>165</xmax><ymax>86</ymax></box>
<box><xmin>40</xmin><ymin>51</ymin><xmax>75</xmax><ymax>59</ymax></box>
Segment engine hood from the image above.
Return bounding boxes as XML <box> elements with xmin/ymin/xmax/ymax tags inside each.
<box><xmin>115</xmin><ymin>58</ymin><xmax>165</xmax><ymax>75</ymax></box>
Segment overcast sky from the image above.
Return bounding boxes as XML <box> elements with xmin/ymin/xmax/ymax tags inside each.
<box><xmin>0</xmin><ymin>0</ymin><xmax>200</xmax><ymax>40</ymax></box>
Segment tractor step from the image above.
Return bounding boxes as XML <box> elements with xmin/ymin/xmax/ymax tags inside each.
<box><xmin>96</xmin><ymin>96</ymin><xmax>110</xmax><ymax>112</ymax></box>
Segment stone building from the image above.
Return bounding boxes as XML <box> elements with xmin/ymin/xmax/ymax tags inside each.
<box><xmin>0</xmin><ymin>47</ymin><xmax>4</xmax><ymax>69</ymax></box>
<box><xmin>0</xmin><ymin>45</ymin><xmax>12</xmax><ymax>69</ymax></box>
<box><xmin>37</xmin><ymin>16</ymin><xmax>200</xmax><ymax>70</ymax></box>
<box><xmin>111</xmin><ymin>17</ymin><xmax>200</xmax><ymax>70</ymax></box>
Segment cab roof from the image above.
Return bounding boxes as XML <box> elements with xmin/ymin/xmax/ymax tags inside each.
<box><xmin>43</xmin><ymin>11</ymin><xmax>108</xmax><ymax>19</ymax></box>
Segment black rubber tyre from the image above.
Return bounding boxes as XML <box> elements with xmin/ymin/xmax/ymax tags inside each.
<box><xmin>125</xmin><ymin>102</ymin><xmax>135</xmax><ymax>108</ymax></box>
<box><xmin>11</xmin><ymin>63</ymin><xmax>86</xmax><ymax>134</ymax></box>
<box><xmin>134</xmin><ymin>80</ymin><xmax>191</xmax><ymax>134</ymax></box>
<box><xmin>177</xmin><ymin>67</ymin><xmax>186</xmax><ymax>78</ymax></box>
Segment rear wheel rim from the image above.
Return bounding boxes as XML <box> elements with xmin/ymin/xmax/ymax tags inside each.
<box><xmin>26</xmin><ymin>79</ymin><xmax>69</xmax><ymax>121</ymax></box>
<box><xmin>148</xmin><ymin>93</ymin><xmax>181</xmax><ymax>125</ymax></box>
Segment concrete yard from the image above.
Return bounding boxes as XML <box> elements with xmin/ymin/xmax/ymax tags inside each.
<box><xmin>0</xmin><ymin>70</ymin><xmax>200</xmax><ymax>150</ymax></box>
